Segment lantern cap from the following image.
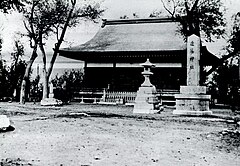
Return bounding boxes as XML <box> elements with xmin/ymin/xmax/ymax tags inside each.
<box><xmin>140</xmin><ymin>59</ymin><xmax>155</xmax><ymax>67</ymax></box>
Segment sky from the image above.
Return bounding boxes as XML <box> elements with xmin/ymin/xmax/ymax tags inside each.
<box><xmin>0</xmin><ymin>0</ymin><xmax>240</xmax><ymax>69</ymax></box>
<box><xmin>0</xmin><ymin>0</ymin><xmax>166</xmax><ymax>56</ymax></box>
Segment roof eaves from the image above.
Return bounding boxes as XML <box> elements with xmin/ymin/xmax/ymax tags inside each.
<box><xmin>101</xmin><ymin>17</ymin><xmax>178</xmax><ymax>28</ymax></box>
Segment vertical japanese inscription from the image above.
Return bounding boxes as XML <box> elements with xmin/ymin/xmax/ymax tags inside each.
<box><xmin>187</xmin><ymin>35</ymin><xmax>200</xmax><ymax>86</ymax></box>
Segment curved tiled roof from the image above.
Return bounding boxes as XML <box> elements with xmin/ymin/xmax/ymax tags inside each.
<box><xmin>61</xmin><ymin>18</ymin><xmax>186</xmax><ymax>52</ymax></box>
<box><xmin>59</xmin><ymin>18</ymin><xmax>219</xmax><ymax>65</ymax></box>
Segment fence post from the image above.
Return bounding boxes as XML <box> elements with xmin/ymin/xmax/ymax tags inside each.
<box><xmin>80</xmin><ymin>96</ymin><xmax>84</xmax><ymax>104</ymax></box>
<box><xmin>101</xmin><ymin>88</ymin><xmax>106</xmax><ymax>102</ymax></box>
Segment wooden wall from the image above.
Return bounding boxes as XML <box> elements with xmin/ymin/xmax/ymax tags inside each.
<box><xmin>83</xmin><ymin>67</ymin><xmax>186</xmax><ymax>91</ymax></box>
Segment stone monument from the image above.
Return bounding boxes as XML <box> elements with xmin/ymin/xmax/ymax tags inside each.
<box><xmin>0</xmin><ymin>115</ymin><xmax>10</xmax><ymax>129</ymax></box>
<box><xmin>49</xmin><ymin>83</ymin><xmax>54</xmax><ymax>98</ymax></box>
<box><xmin>133</xmin><ymin>59</ymin><xmax>160</xmax><ymax>114</ymax></box>
<box><xmin>173</xmin><ymin>34</ymin><xmax>212</xmax><ymax>115</ymax></box>
<box><xmin>0</xmin><ymin>115</ymin><xmax>14</xmax><ymax>132</ymax></box>
<box><xmin>40</xmin><ymin>83</ymin><xmax>63</xmax><ymax>106</ymax></box>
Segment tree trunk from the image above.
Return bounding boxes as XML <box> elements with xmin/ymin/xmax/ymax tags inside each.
<box><xmin>47</xmin><ymin>50</ymin><xmax>58</xmax><ymax>82</ymax></box>
<box><xmin>20</xmin><ymin>46</ymin><xmax>38</xmax><ymax>104</ymax></box>
<box><xmin>42</xmin><ymin>68</ymin><xmax>49</xmax><ymax>99</ymax></box>
<box><xmin>39</xmin><ymin>38</ymin><xmax>49</xmax><ymax>99</ymax></box>
<box><xmin>46</xmin><ymin>0</ymin><xmax>76</xmax><ymax>91</ymax></box>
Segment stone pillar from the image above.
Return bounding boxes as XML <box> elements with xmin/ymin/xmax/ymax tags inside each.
<box><xmin>49</xmin><ymin>83</ymin><xmax>54</xmax><ymax>98</ymax></box>
<box><xmin>186</xmin><ymin>35</ymin><xmax>200</xmax><ymax>86</ymax></box>
<box><xmin>173</xmin><ymin>35</ymin><xmax>212</xmax><ymax>115</ymax></box>
<box><xmin>40</xmin><ymin>83</ymin><xmax>63</xmax><ymax>106</ymax></box>
<box><xmin>133</xmin><ymin>59</ymin><xmax>159</xmax><ymax>114</ymax></box>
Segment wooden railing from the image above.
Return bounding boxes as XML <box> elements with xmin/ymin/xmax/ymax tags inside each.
<box><xmin>72</xmin><ymin>88</ymin><xmax>179</xmax><ymax>106</ymax></box>
<box><xmin>104</xmin><ymin>91</ymin><xmax>137</xmax><ymax>104</ymax></box>
<box><xmin>73</xmin><ymin>88</ymin><xmax>104</xmax><ymax>103</ymax></box>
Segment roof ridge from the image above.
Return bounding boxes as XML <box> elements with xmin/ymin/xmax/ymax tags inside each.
<box><xmin>101</xmin><ymin>17</ymin><xmax>177</xmax><ymax>28</ymax></box>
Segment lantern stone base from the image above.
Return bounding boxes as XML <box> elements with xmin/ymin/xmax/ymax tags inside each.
<box><xmin>173</xmin><ymin>86</ymin><xmax>212</xmax><ymax>115</ymax></box>
<box><xmin>133</xmin><ymin>86</ymin><xmax>159</xmax><ymax>114</ymax></box>
<box><xmin>40</xmin><ymin>98</ymin><xmax>63</xmax><ymax>106</ymax></box>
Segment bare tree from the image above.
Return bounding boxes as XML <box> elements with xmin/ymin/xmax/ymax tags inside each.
<box><xmin>20</xmin><ymin>0</ymin><xmax>103</xmax><ymax>103</ymax></box>
<box><xmin>20</xmin><ymin>1</ymin><xmax>39</xmax><ymax>104</ymax></box>
<box><xmin>229</xmin><ymin>12</ymin><xmax>240</xmax><ymax>54</ymax></box>
<box><xmin>0</xmin><ymin>0</ymin><xmax>26</xmax><ymax>13</ymax></box>
<box><xmin>9</xmin><ymin>39</ymin><xmax>26</xmax><ymax>98</ymax></box>
<box><xmin>160</xmin><ymin>0</ymin><xmax>228</xmax><ymax>77</ymax></box>
<box><xmin>160</xmin><ymin>0</ymin><xmax>226</xmax><ymax>41</ymax></box>
<box><xmin>206</xmin><ymin>12</ymin><xmax>240</xmax><ymax>76</ymax></box>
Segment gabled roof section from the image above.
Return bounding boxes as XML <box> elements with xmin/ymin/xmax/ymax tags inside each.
<box><xmin>60</xmin><ymin>18</ymin><xmax>186</xmax><ymax>52</ymax></box>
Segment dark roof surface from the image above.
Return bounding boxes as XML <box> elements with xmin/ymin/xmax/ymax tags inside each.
<box><xmin>60</xmin><ymin>18</ymin><xmax>186</xmax><ymax>52</ymax></box>
<box><xmin>59</xmin><ymin>18</ymin><xmax>219</xmax><ymax>65</ymax></box>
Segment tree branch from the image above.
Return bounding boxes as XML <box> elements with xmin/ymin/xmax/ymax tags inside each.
<box><xmin>172</xmin><ymin>0</ymin><xmax>177</xmax><ymax>17</ymax></box>
<box><xmin>206</xmin><ymin>51</ymin><xmax>239</xmax><ymax>76</ymax></box>
<box><xmin>47</xmin><ymin>0</ymin><xmax>76</xmax><ymax>79</ymax></box>
<box><xmin>23</xmin><ymin>20</ymin><xmax>31</xmax><ymax>34</ymax></box>
<box><xmin>161</xmin><ymin>0</ymin><xmax>174</xmax><ymax>17</ymax></box>
<box><xmin>29</xmin><ymin>1</ymin><xmax>38</xmax><ymax>43</ymax></box>
<box><xmin>185</xmin><ymin>0</ymin><xmax>189</xmax><ymax>13</ymax></box>
<box><xmin>23</xmin><ymin>21</ymin><xmax>35</xmax><ymax>48</ymax></box>
<box><xmin>191</xmin><ymin>0</ymin><xmax>200</xmax><ymax>12</ymax></box>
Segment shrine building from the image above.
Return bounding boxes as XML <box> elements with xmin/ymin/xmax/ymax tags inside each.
<box><xmin>58</xmin><ymin>18</ymin><xmax>219</xmax><ymax>92</ymax></box>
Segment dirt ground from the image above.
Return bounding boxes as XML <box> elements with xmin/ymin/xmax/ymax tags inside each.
<box><xmin>0</xmin><ymin>103</ymin><xmax>239</xmax><ymax>166</ymax></box>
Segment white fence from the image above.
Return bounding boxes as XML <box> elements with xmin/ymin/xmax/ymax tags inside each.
<box><xmin>73</xmin><ymin>89</ymin><xmax>179</xmax><ymax>106</ymax></box>
<box><xmin>104</xmin><ymin>91</ymin><xmax>137</xmax><ymax>104</ymax></box>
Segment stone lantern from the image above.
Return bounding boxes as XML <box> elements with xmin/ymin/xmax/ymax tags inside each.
<box><xmin>133</xmin><ymin>59</ymin><xmax>160</xmax><ymax>114</ymax></box>
<box><xmin>140</xmin><ymin>59</ymin><xmax>155</xmax><ymax>87</ymax></box>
